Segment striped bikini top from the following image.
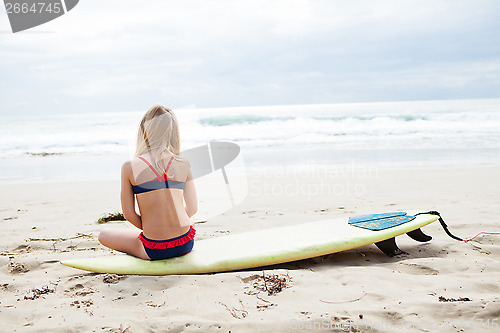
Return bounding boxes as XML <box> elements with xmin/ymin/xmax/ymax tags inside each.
<box><xmin>132</xmin><ymin>156</ymin><xmax>185</xmax><ymax>194</ymax></box>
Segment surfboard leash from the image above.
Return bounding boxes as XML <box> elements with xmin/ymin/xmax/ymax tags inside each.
<box><xmin>415</xmin><ymin>211</ymin><xmax>500</xmax><ymax>242</ymax></box>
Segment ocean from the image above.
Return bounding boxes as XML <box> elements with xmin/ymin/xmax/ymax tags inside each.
<box><xmin>1</xmin><ymin>99</ymin><xmax>500</xmax><ymax>183</ymax></box>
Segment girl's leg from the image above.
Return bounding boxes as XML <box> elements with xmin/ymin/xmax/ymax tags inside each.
<box><xmin>98</xmin><ymin>229</ymin><xmax>150</xmax><ymax>260</ymax></box>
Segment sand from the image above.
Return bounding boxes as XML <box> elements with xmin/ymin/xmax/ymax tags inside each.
<box><xmin>0</xmin><ymin>165</ymin><xmax>499</xmax><ymax>332</ymax></box>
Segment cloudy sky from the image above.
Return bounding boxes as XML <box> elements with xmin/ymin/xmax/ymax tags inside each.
<box><xmin>1</xmin><ymin>0</ymin><xmax>499</xmax><ymax>115</ymax></box>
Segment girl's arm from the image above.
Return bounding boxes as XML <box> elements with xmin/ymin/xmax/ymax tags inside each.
<box><xmin>183</xmin><ymin>168</ymin><xmax>198</xmax><ymax>219</ymax></box>
<box><xmin>120</xmin><ymin>161</ymin><xmax>142</xmax><ymax>229</ymax></box>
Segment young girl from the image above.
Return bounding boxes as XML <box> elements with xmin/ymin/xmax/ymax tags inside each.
<box><xmin>98</xmin><ymin>105</ymin><xmax>198</xmax><ymax>260</ymax></box>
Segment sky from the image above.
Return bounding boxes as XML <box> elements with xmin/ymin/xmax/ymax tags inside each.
<box><xmin>1</xmin><ymin>0</ymin><xmax>500</xmax><ymax>115</ymax></box>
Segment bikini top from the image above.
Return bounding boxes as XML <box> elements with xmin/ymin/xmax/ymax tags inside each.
<box><xmin>132</xmin><ymin>156</ymin><xmax>185</xmax><ymax>194</ymax></box>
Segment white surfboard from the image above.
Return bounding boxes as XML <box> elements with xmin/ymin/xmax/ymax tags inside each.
<box><xmin>61</xmin><ymin>212</ymin><xmax>439</xmax><ymax>275</ymax></box>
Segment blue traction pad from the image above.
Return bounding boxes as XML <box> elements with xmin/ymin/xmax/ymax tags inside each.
<box><xmin>348</xmin><ymin>212</ymin><xmax>416</xmax><ymax>231</ymax></box>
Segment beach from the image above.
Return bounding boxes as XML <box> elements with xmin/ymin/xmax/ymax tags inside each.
<box><xmin>1</xmin><ymin>165</ymin><xmax>499</xmax><ymax>332</ymax></box>
<box><xmin>2</xmin><ymin>0</ymin><xmax>500</xmax><ymax>330</ymax></box>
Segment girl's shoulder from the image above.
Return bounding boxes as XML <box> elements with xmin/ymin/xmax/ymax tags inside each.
<box><xmin>123</xmin><ymin>157</ymin><xmax>155</xmax><ymax>180</ymax></box>
<box><xmin>167</xmin><ymin>157</ymin><xmax>191</xmax><ymax>181</ymax></box>
<box><xmin>121</xmin><ymin>160</ymin><xmax>133</xmax><ymax>173</ymax></box>
<box><xmin>126</xmin><ymin>157</ymin><xmax>147</xmax><ymax>173</ymax></box>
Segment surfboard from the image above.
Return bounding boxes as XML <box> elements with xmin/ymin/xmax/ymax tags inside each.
<box><xmin>61</xmin><ymin>212</ymin><xmax>439</xmax><ymax>275</ymax></box>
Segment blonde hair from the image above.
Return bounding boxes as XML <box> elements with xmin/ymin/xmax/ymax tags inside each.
<box><xmin>135</xmin><ymin>105</ymin><xmax>183</xmax><ymax>173</ymax></box>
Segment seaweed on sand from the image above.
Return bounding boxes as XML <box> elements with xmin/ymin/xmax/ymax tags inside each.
<box><xmin>97</xmin><ymin>212</ymin><xmax>125</xmax><ymax>224</ymax></box>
